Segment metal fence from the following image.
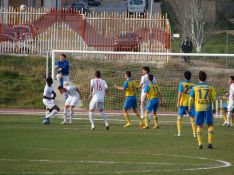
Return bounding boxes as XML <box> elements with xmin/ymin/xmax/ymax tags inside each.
<box><xmin>0</xmin><ymin>7</ymin><xmax>170</xmax><ymax>57</ymax></box>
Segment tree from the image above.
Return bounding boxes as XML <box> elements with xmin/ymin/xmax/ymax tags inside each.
<box><xmin>169</xmin><ymin>0</ymin><xmax>216</xmax><ymax>52</ymax></box>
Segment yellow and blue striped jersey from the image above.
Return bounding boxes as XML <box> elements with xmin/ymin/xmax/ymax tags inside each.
<box><xmin>123</xmin><ymin>79</ymin><xmax>137</xmax><ymax>97</ymax></box>
<box><xmin>189</xmin><ymin>82</ymin><xmax>216</xmax><ymax>112</ymax></box>
<box><xmin>144</xmin><ymin>83</ymin><xmax>160</xmax><ymax>100</ymax></box>
<box><xmin>178</xmin><ymin>80</ymin><xmax>194</xmax><ymax>106</ymax></box>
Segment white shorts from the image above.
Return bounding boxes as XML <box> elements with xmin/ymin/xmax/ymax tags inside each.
<box><xmin>56</xmin><ymin>75</ymin><xmax>70</xmax><ymax>84</ymax></box>
<box><xmin>65</xmin><ymin>96</ymin><xmax>79</xmax><ymax>107</ymax></box>
<box><xmin>228</xmin><ymin>101</ymin><xmax>234</xmax><ymax>112</ymax></box>
<box><xmin>141</xmin><ymin>90</ymin><xmax>148</xmax><ymax>104</ymax></box>
<box><xmin>89</xmin><ymin>99</ymin><xmax>104</xmax><ymax>111</ymax></box>
<box><xmin>43</xmin><ymin>99</ymin><xmax>56</xmax><ymax>109</ymax></box>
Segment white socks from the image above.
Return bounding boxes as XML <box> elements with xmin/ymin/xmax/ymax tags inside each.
<box><xmin>70</xmin><ymin>108</ymin><xmax>74</xmax><ymax>123</ymax></box>
<box><xmin>63</xmin><ymin>108</ymin><xmax>68</xmax><ymax>121</ymax></box>
<box><xmin>101</xmin><ymin>111</ymin><xmax>108</xmax><ymax>127</ymax></box>
<box><xmin>227</xmin><ymin>111</ymin><xmax>232</xmax><ymax>125</ymax></box>
<box><xmin>89</xmin><ymin>112</ymin><xmax>95</xmax><ymax>128</ymax></box>
<box><xmin>46</xmin><ymin>110</ymin><xmax>58</xmax><ymax>118</ymax></box>
<box><xmin>89</xmin><ymin>111</ymin><xmax>109</xmax><ymax>128</ymax></box>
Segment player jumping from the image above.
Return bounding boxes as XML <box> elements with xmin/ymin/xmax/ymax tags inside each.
<box><xmin>55</xmin><ymin>54</ymin><xmax>70</xmax><ymax>87</ymax></box>
<box><xmin>114</xmin><ymin>71</ymin><xmax>144</xmax><ymax>128</ymax></box>
<box><xmin>176</xmin><ymin>71</ymin><xmax>196</xmax><ymax>137</ymax></box>
<box><xmin>58</xmin><ymin>84</ymin><xmax>81</xmax><ymax>125</ymax></box>
<box><xmin>42</xmin><ymin>77</ymin><xmax>60</xmax><ymax>125</ymax></box>
<box><xmin>89</xmin><ymin>71</ymin><xmax>109</xmax><ymax>131</ymax></box>
<box><xmin>142</xmin><ymin>74</ymin><xmax>163</xmax><ymax>129</ymax></box>
<box><xmin>189</xmin><ymin>71</ymin><xmax>216</xmax><ymax>149</ymax></box>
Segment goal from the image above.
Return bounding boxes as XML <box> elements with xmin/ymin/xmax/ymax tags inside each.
<box><xmin>51</xmin><ymin>50</ymin><xmax>234</xmax><ymax>116</ymax></box>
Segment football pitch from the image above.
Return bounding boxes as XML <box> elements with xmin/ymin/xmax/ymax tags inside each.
<box><xmin>0</xmin><ymin>115</ymin><xmax>234</xmax><ymax>175</ymax></box>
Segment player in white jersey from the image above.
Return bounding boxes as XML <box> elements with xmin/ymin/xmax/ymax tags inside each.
<box><xmin>42</xmin><ymin>77</ymin><xmax>60</xmax><ymax>125</ymax></box>
<box><xmin>58</xmin><ymin>84</ymin><xmax>81</xmax><ymax>124</ymax></box>
<box><xmin>139</xmin><ymin>66</ymin><xmax>156</xmax><ymax>119</ymax></box>
<box><xmin>89</xmin><ymin>71</ymin><xmax>109</xmax><ymax>131</ymax></box>
<box><xmin>227</xmin><ymin>76</ymin><xmax>234</xmax><ymax>127</ymax></box>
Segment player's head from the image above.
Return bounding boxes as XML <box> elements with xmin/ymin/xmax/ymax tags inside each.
<box><xmin>60</xmin><ymin>54</ymin><xmax>66</xmax><ymax>61</ymax></box>
<box><xmin>46</xmin><ymin>77</ymin><xmax>53</xmax><ymax>86</ymax></box>
<box><xmin>148</xmin><ymin>74</ymin><xmax>154</xmax><ymax>82</ymax></box>
<box><xmin>125</xmin><ymin>71</ymin><xmax>132</xmax><ymax>79</ymax></box>
<box><xmin>58</xmin><ymin>86</ymin><xmax>66</xmax><ymax>94</ymax></box>
<box><xmin>184</xmin><ymin>71</ymin><xmax>192</xmax><ymax>80</ymax></box>
<box><xmin>95</xmin><ymin>70</ymin><xmax>101</xmax><ymax>78</ymax></box>
<box><xmin>229</xmin><ymin>76</ymin><xmax>234</xmax><ymax>85</ymax></box>
<box><xmin>199</xmin><ymin>71</ymin><xmax>207</xmax><ymax>82</ymax></box>
<box><xmin>142</xmin><ymin>66</ymin><xmax>150</xmax><ymax>75</ymax></box>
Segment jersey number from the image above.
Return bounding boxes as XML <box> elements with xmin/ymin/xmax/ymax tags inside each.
<box><xmin>132</xmin><ymin>84</ymin><xmax>136</xmax><ymax>92</ymax></box>
<box><xmin>153</xmin><ymin>86</ymin><xmax>157</xmax><ymax>93</ymax></box>
<box><xmin>96</xmin><ymin>81</ymin><xmax>102</xmax><ymax>91</ymax></box>
<box><xmin>184</xmin><ymin>85</ymin><xmax>193</xmax><ymax>94</ymax></box>
<box><xmin>198</xmin><ymin>89</ymin><xmax>209</xmax><ymax>99</ymax></box>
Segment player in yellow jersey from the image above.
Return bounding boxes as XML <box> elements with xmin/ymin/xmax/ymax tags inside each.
<box><xmin>114</xmin><ymin>71</ymin><xmax>144</xmax><ymax>128</ymax></box>
<box><xmin>142</xmin><ymin>74</ymin><xmax>163</xmax><ymax>129</ymax></box>
<box><xmin>189</xmin><ymin>71</ymin><xmax>216</xmax><ymax>149</ymax></box>
<box><xmin>176</xmin><ymin>71</ymin><xmax>196</xmax><ymax>137</ymax></box>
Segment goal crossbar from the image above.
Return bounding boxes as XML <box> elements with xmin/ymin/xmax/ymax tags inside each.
<box><xmin>51</xmin><ymin>50</ymin><xmax>234</xmax><ymax>80</ymax></box>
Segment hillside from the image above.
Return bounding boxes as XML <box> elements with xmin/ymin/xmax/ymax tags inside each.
<box><xmin>0</xmin><ymin>55</ymin><xmax>231</xmax><ymax>111</ymax></box>
<box><xmin>0</xmin><ymin>55</ymin><xmax>46</xmax><ymax>109</ymax></box>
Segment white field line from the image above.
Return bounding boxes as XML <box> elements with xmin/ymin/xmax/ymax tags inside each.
<box><xmin>0</xmin><ymin>158</ymin><xmax>198</xmax><ymax>165</ymax></box>
<box><xmin>0</xmin><ymin>153</ymin><xmax>231</xmax><ymax>174</ymax></box>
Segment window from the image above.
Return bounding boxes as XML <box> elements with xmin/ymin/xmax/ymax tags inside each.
<box><xmin>129</xmin><ymin>0</ymin><xmax>143</xmax><ymax>5</ymax></box>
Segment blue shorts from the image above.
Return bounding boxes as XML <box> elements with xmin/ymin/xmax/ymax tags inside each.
<box><xmin>221</xmin><ymin>103</ymin><xmax>228</xmax><ymax>111</ymax></box>
<box><xmin>178</xmin><ymin>106</ymin><xmax>195</xmax><ymax>117</ymax></box>
<box><xmin>123</xmin><ymin>96</ymin><xmax>137</xmax><ymax>110</ymax></box>
<box><xmin>146</xmin><ymin>98</ymin><xmax>159</xmax><ymax>113</ymax></box>
<box><xmin>195</xmin><ymin>111</ymin><xmax>213</xmax><ymax>126</ymax></box>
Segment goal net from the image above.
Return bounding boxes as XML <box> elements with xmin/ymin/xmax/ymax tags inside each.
<box><xmin>51</xmin><ymin>50</ymin><xmax>234</xmax><ymax>117</ymax></box>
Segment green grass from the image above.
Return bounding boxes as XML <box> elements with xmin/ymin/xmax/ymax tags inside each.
<box><xmin>0</xmin><ymin>115</ymin><xmax>234</xmax><ymax>175</ymax></box>
<box><xmin>0</xmin><ymin>55</ymin><xmax>229</xmax><ymax>111</ymax></box>
<box><xmin>203</xmin><ymin>33</ymin><xmax>234</xmax><ymax>54</ymax></box>
<box><xmin>171</xmin><ymin>33</ymin><xmax>234</xmax><ymax>55</ymax></box>
<box><xmin>0</xmin><ymin>55</ymin><xmax>46</xmax><ymax>109</ymax></box>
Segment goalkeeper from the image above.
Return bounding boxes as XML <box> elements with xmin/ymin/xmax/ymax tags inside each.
<box><xmin>55</xmin><ymin>54</ymin><xmax>70</xmax><ymax>87</ymax></box>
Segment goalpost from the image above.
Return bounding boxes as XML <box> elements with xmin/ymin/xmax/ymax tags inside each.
<box><xmin>51</xmin><ymin>50</ymin><xmax>234</xmax><ymax>117</ymax></box>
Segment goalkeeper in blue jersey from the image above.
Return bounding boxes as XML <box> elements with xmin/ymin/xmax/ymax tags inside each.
<box><xmin>176</xmin><ymin>71</ymin><xmax>196</xmax><ymax>137</ymax></box>
<box><xmin>55</xmin><ymin>54</ymin><xmax>70</xmax><ymax>87</ymax></box>
<box><xmin>114</xmin><ymin>71</ymin><xmax>144</xmax><ymax>128</ymax></box>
